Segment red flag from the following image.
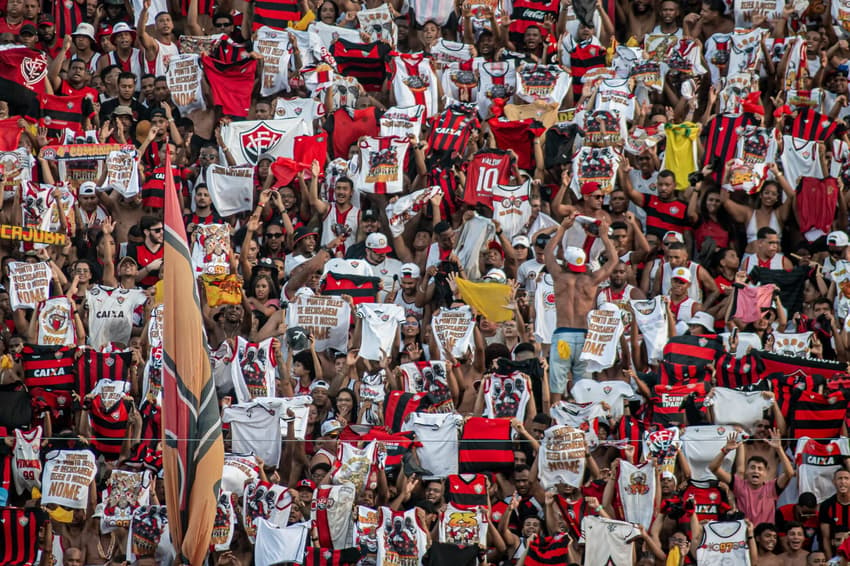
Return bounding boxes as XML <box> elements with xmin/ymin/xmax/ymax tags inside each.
<box><xmin>270</xmin><ymin>156</ymin><xmax>311</xmax><ymax>186</ymax></box>
<box><xmin>0</xmin><ymin>118</ymin><xmax>22</xmax><ymax>151</ymax></box>
<box><xmin>162</xmin><ymin>147</ymin><xmax>225</xmax><ymax>565</ymax></box>
<box><xmin>0</xmin><ymin>46</ymin><xmax>48</xmax><ymax>95</ymax></box>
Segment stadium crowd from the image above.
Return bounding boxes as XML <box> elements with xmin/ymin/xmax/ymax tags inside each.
<box><xmin>6</xmin><ymin>0</ymin><xmax>850</xmax><ymax>564</ymax></box>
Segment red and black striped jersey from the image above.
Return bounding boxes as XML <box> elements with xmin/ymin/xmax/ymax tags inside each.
<box><xmin>715</xmin><ymin>352</ymin><xmax>763</xmax><ymax>389</ymax></box>
<box><xmin>524</xmin><ymin>533</ymin><xmax>569</xmax><ymax>566</ymax></box>
<box><xmin>76</xmin><ymin>349</ymin><xmax>134</xmax><ymax>398</ymax></box>
<box><xmin>819</xmin><ymin>493</ymin><xmax>850</xmax><ymax>531</ymax></box>
<box><xmin>39</xmin><ymin>92</ymin><xmax>93</xmax><ymax>137</ymax></box>
<box><xmin>680</xmin><ymin>482</ymin><xmax>731</xmax><ymax>525</ymax></box>
<box><xmin>790</xmin><ymin>389</ymin><xmax>847</xmax><ymax>440</ymax></box>
<box><xmin>21</xmin><ymin>345</ymin><xmax>76</xmax><ymax>391</ymax></box>
<box><xmin>458</xmin><ymin>417</ymin><xmax>514</xmax><ymax>474</ymax></box>
<box><xmin>657</xmin><ymin>360</ymin><xmax>707</xmax><ymax>387</ymax></box>
<box><xmin>383</xmin><ymin>392</ymin><xmax>432</xmax><ymax>433</ymax></box>
<box><xmin>427</xmin><ymin>108</ymin><xmax>480</xmax><ymax>156</ymax></box>
<box><xmin>446</xmin><ymin>474</ymin><xmax>488</xmax><ymax>508</ymax></box>
<box><xmin>89</xmin><ymin>396</ymin><xmax>129</xmax><ymax>459</ymax></box>
<box><xmin>0</xmin><ymin>506</ymin><xmax>43</xmax><ymax>566</ymax></box>
<box><xmin>663</xmin><ymin>334</ymin><xmax>724</xmax><ymax>368</ymax></box>
<box><xmin>251</xmin><ymin>0</ymin><xmax>299</xmax><ymax>30</ymax></box>
<box><xmin>702</xmin><ymin>113</ymin><xmax>759</xmax><ymax>183</ymax></box>
<box><xmin>641</xmin><ymin>194</ymin><xmax>690</xmax><ymax>239</ymax></box>
<box><xmin>785</xmin><ymin>107</ymin><xmax>837</xmax><ymax>142</ymax></box>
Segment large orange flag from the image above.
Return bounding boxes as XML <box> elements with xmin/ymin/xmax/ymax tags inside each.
<box><xmin>162</xmin><ymin>149</ymin><xmax>224</xmax><ymax>565</ymax></box>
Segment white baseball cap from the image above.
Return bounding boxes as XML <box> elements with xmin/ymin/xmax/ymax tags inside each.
<box><xmin>365</xmin><ymin>233</ymin><xmax>392</xmax><ymax>254</ymax></box>
<box><xmin>671</xmin><ymin>266</ymin><xmax>691</xmax><ymax>283</ymax></box>
<box><xmin>663</xmin><ymin>231</ymin><xmax>685</xmax><ymax>244</ymax></box>
<box><xmin>320</xmin><ymin>419</ymin><xmax>343</xmax><ymax>437</ymax></box>
<box><xmin>564</xmin><ymin>246</ymin><xmax>587</xmax><ymax>273</ymax></box>
<box><xmin>828</xmin><ymin>231</ymin><xmax>850</xmax><ymax>247</ymax></box>
<box><xmin>511</xmin><ymin>235</ymin><xmax>530</xmax><ymax>248</ymax></box>
<box><xmin>400</xmin><ymin>263</ymin><xmax>421</xmax><ymax>278</ymax></box>
<box><xmin>78</xmin><ymin>181</ymin><xmax>97</xmax><ymax>196</ymax></box>
<box><xmin>483</xmin><ymin>268</ymin><xmax>507</xmax><ymax>283</ymax></box>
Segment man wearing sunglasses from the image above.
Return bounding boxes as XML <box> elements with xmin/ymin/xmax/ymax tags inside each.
<box><xmin>126</xmin><ymin>215</ymin><xmax>164</xmax><ymax>288</ymax></box>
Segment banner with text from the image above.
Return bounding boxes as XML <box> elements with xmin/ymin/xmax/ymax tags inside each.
<box><xmin>42</xmin><ymin>449</ymin><xmax>97</xmax><ymax>509</ymax></box>
<box><xmin>286</xmin><ymin>293</ymin><xmax>350</xmax><ymax>352</ymax></box>
<box><xmin>8</xmin><ymin>261</ymin><xmax>51</xmax><ymax>310</ymax></box>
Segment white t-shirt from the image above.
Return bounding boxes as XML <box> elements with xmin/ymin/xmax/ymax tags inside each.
<box><xmin>517</xmin><ymin>257</ymin><xmax>544</xmax><ymax>296</ymax></box>
<box><xmin>86</xmin><ymin>286</ymin><xmax>146</xmax><ymax>349</ymax></box>
<box><xmin>402</xmin><ymin>412</ymin><xmax>462</xmax><ymax>478</ymax></box>
<box><xmin>254</xmin><ymin>520</ymin><xmax>309</xmax><ymax>566</ymax></box>
<box><xmin>357</xmin><ymin>303</ymin><xmax>405</xmax><ymax>361</ymax></box>
<box><xmin>570</xmin><ymin>380</ymin><xmax>634</xmax><ymax>421</ymax></box>
<box><xmin>222</xmin><ymin>399</ymin><xmax>284</xmax><ymax>465</ymax></box>
<box><xmin>580</xmin><ymin>515</ymin><xmax>641</xmax><ymax>566</ymax></box>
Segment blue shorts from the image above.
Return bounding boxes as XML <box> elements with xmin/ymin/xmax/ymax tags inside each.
<box><xmin>549</xmin><ymin>327</ymin><xmax>588</xmax><ymax>395</ymax></box>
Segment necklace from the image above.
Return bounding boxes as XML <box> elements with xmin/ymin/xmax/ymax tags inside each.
<box><xmin>97</xmin><ymin>531</ymin><xmax>115</xmax><ymax>560</ymax></box>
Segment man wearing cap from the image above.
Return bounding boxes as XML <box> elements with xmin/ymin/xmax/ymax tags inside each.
<box><xmin>345</xmin><ymin>208</ymin><xmax>383</xmax><ymax>260</ymax></box>
<box><xmin>740</xmin><ymin>227</ymin><xmax>792</xmax><ymax>275</ymax></box>
<box><xmin>545</xmin><ymin>212</ymin><xmax>618</xmax><ymax>399</ymax></box>
<box><xmin>364</xmin><ymin>233</ymin><xmax>403</xmax><ymax>298</ymax></box>
<box><xmin>17</xmin><ymin>22</ymin><xmax>37</xmax><ymax>48</ymax></box>
<box><xmin>78</xmin><ymin>182</ymin><xmax>109</xmax><ymax>231</ymax></box>
<box><xmin>311</xmin><ymin>415</ymin><xmax>342</xmax><ymax>469</ymax></box>
<box><xmin>284</xmin><ymin>227</ymin><xmax>319</xmax><ymax>277</ymax></box>
<box><xmin>69</xmin><ymin>23</ymin><xmax>100</xmax><ymax>74</ymax></box>
<box><xmin>393</xmin><ymin>263</ymin><xmax>424</xmax><ymax>320</ymax></box>
<box><xmin>820</xmin><ymin>230</ymin><xmax>849</xmax><ymax>279</ymax></box>
<box><xmin>36</xmin><ymin>13</ymin><xmax>60</xmax><ymax>57</ymax></box>
<box><xmin>97</xmin><ymin>22</ymin><xmax>144</xmax><ymax>88</ymax></box>
<box><xmin>652</xmin><ymin>239</ymin><xmax>719</xmax><ymax>306</ymax></box>
<box><xmin>512</xmin><ymin>234</ymin><xmax>531</xmax><ymax>263</ymax></box>
<box><xmin>667</xmin><ymin>266</ymin><xmax>702</xmax><ymax>334</ymax></box>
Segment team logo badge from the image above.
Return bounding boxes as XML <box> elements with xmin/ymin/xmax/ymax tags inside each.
<box><xmin>239</xmin><ymin>123</ymin><xmax>284</xmax><ymax>164</ymax></box>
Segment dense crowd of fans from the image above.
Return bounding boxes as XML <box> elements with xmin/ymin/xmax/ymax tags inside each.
<box><xmin>6</xmin><ymin>0</ymin><xmax>850</xmax><ymax>564</ymax></box>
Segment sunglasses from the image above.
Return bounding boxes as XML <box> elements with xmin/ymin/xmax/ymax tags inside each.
<box><xmin>214</xmin><ymin>21</ymin><xmax>231</xmax><ymax>28</ymax></box>
<box><xmin>150</xmin><ymin>227</ymin><xmax>163</xmax><ymax>233</ymax></box>
<box><xmin>266</xmin><ymin>233</ymin><xmax>283</xmax><ymax>238</ymax></box>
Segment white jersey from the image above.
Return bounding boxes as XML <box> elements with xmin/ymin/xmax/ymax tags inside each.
<box><xmin>356</xmin><ymin>303</ymin><xmax>405</xmax><ymax>361</ymax></box>
<box><xmin>673</xmin><ymin>297</ymin><xmax>698</xmax><ymax>335</ymax></box>
<box><xmin>36</xmin><ymin>297</ymin><xmax>76</xmax><ymax>346</ymax></box>
<box><xmin>79</xmin><ymin>204</ymin><xmax>109</xmax><ymax>231</ymax></box>
<box><xmin>538</xmin><ymin>425</ymin><xmax>586</xmax><ymax>489</ymax></box>
<box><xmin>515</xmin><ymin>63</ymin><xmax>571</xmax><ymax>104</ymax></box>
<box><xmin>401</xmin><ymin>412</ymin><xmax>462</xmax><ymax>478</ymax></box>
<box><xmin>696</xmin><ymin>520</ymin><xmax>750</xmax><ymax>566</ymax></box>
<box><xmin>477</xmin><ymin>60</ymin><xmax>517</xmax><ymax>119</ymax></box>
<box><xmin>580</xmin><ymin>515</ymin><xmax>641</xmax><ymax>566</ymax></box>
<box><xmin>429</xmin><ymin>39</ymin><xmax>474</xmax><ymax>69</ymax></box>
<box><xmin>439</xmin><ymin>503</ymin><xmax>488</xmax><ymax>547</ymax></box>
<box><xmin>534</xmin><ymin>273</ymin><xmax>557</xmax><ymax>344</ymax></box>
<box><xmin>794</xmin><ymin>437</ymin><xmax>850</xmax><ymax>503</ymax></box>
<box><xmin>570</xmin><ymin>380</ymin><xmax>633</xmax><ymax>421</ymax></box>
<box><xmin>517</xmin><ymin>257</ymin><xmax>544</xmax><ymax>295</ymax></box>
<box><xmin>86</xmin><ymin>286</ymin><xmax>146</xmax><ymax>349</ymax></box>
<box><xmin>321</xmin><ymin>203</ymin><xmax>360</xmax><ymax>251</ymax></box>
<box><xmin>274</xmin><ymin>96</ymin><xmax>325</xmax><ymax>122</ymax></box>
<box><xmin>549</xmin><ymin>400</ymin><xmax>608</xmax><ymax>428</ymax></box>
<box><xmin>12</xmin><ymin>426</ymin><xmax>42</xmax><ymax>495</ymax></box>
<box><xmin>107</xmin><ymin>48</ymin><xmax>146</xmax><ymax>89</ymax></box>
<box><xmin>365</xmin><ymin>256</ymin><xmax>403</xmax><ymax>300</ymax></box>
<box><xmin>740</xmin><ymin>252</ymin><xmax>785</xmax><ymax>274</ymax></box>
<box><xmin>681</xmin><ymin>425</ymin><xmax>736</xmax><ymax>482</ymax></box>
<box><xmin>660</xmin><ymin>261</ymin><xmax>702</xmax><ymax>301</ymax></box>
<box><xmin>354</xmin><ymin>137</ymin><xmax>409</xmax><ymax>195</ymax></box>
<box><xmin>254</xmin><ymin>520</ymin><xmax>309</xmax><ymax>566</ymax></box>
<box><xmin>483</xmin><ymin>373</ymin><xmax>530</xmax><ymax>420</ymax></box>
<box><xmin>392</xmin><ymin>52</ymin><xmax>439</xmax><ymax>118</ymax></box>
<box><xmin>442</xmin><ymin>62</ymin><xmax>479</xmax><ymax>105</ymax></box>
<box><xmin>393</xmin><ymin>292</ymin><xmax>424</xmax><ymax>320</ymax></box>
<box><xmin>491</xmin><ymin>181</ymin><xmax>532</xmax><ymax>241</ymax></box>
<box><xmin>376</xmin><ymin>507</ymin><xmax>428</xmax><ymax>566</ymax></box>
<box><xmin>708</xmin><ymin>388</ymin><xmax>773</xmax><ymax>433</ymax></box>
<box><xmin>596</xmin><ymin>78</ymin><xmax>635</xmax><ymax>121</ymax></box>
<box><xmin>154</xmin><ymin>39</ymin><xmax>179</xmax><ymax>77</ymax></box>
<box><xmin>222</xmin><ymin>399</ymin><xmax>284</xmax><ymax>465</ymax></box>
<box><xmin>781</xmin><ymin>135</ymin><xmax>824</xmax><ymax>190</ymax></box>
<box><xmin>230</xmin><ymin>336</ymin><xmax>278</xmax><ymax>403</ymax></box>
<box><xmin>617</xmin><ymin>460</ymin><xmax>655</xmax><ymax>529</ymax></box>
<box><xmin>380</xmin><ymin>105</ymin><xmax>426</xmax><ymax>139</ymax></box>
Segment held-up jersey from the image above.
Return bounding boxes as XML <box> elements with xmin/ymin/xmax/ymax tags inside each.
<box><xmin>353</xmin><ymin>137</ymin><xmax>409</xmax><ymax>195</ymax></box>
<box><xmin>463</xmin><ymin>149</ymin><xmax>513</xmax><ymax>208</ymax></box>
<box><xmin>86</xmin><ymin>286</ymin><xmax>147</xmax><ymax>350</ymax></box>
<box><xmin>392</xmin><ymin>52</ymin><xmax>439</xmax><ymax>118</ymax></box>
<box><xmin>230</xmin><ymin>336</ymin><xmax>278</xmax><ymax>403</ymax></box>
<box><xmin>491</xmin><ymin>180</ymin><xmax>532</xmax><ymax>241</ymax></box>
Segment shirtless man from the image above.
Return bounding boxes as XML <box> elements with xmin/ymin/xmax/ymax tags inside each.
<box><xmin>779</xmin><ymin>524</ymin><xmax>809</xmax><ymax>566</ymax></box>
<box><xmin>753</xmin><ymin>523</ymin><xmax>782</xmax><ymax>566</ymax></box>
<box><xmin>544</xmin><ymin>210</ymin><xmax>617</xmax><ymax>402</ymax></box>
